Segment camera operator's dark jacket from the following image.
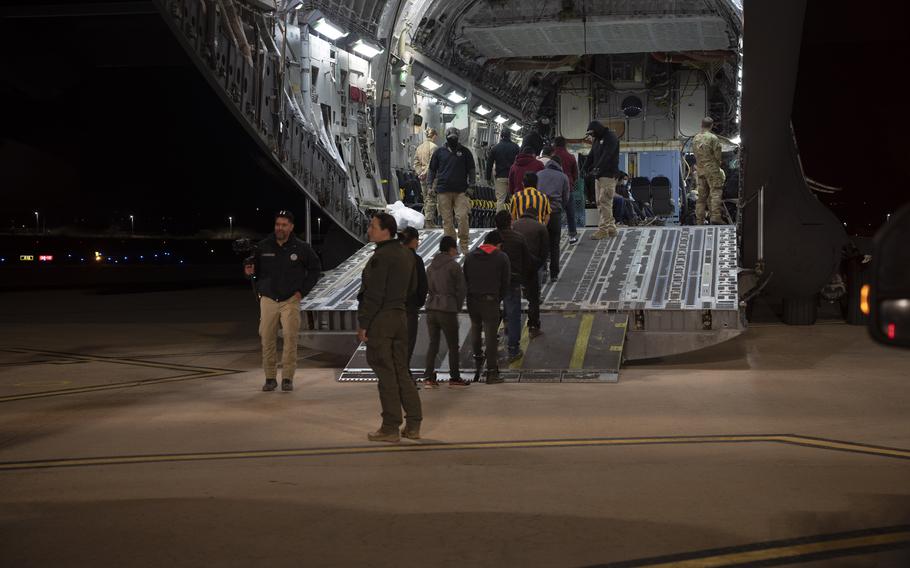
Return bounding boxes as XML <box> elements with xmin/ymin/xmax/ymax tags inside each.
<box><xmin>254</xmin><ymin>234</ymin><xmax>321</xmax><ymax>301</ymax></box>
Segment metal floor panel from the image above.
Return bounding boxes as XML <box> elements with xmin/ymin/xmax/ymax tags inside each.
<box><xmin>302</xmin><ymin>226</ymin><xmax>737</xmax><ymax>313</ymax></box>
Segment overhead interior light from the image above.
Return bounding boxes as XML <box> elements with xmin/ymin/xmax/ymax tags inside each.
<box><xmin>441</xmin><ymin>105</ymin><xmax>454</xmax><ymax>114</ymax></box>
<box><xmin>493</xmin><ymin>114</ymin><xmax>509</xmax><ymax>124</ymax></box>
<box><xmin>352</xmin><ymin>39</ymin><xmax>383</xmax><ymax>59</ymax></box>
<box><xmin>473</xmin><ymin>104</ymin><xmax>491</xmax><ymax>116</ymax></box>
<box><xmin>419</xmin><ymin>76</ymin><xmax>443</xmax><ymax>91</ymax></box>
<box><xmin>729</xmin><ymin>134</ymin><xmax>741</xmax><ymax>145</ymax></box>
<box><xmin>446</xmin><ymin>90</ymin><xmax>466</xmax><ymax>104</ymax></box>
<box><xmin>509</xmin><ymin>122</ymin><xmax>522</xmax><ymax>132</ymax></box>
<box><xmin>313</xmin><ymin>17</ymin><xmax>347</xmax><ymax>41</ymax></box>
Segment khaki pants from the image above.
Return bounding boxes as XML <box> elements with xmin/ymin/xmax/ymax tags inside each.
<box><xmin>696</xmin><ymin>169</ymin><xmax>725</xmax><ymax>224</ymax></box>
<box><xmin>367</xmin><ymin>310</ymin><xmax>422</xmax><ymax>431</ymax></box>
<box><xmin>494</xmin><ymin>177</ymin><xmax>510</xmax><ymax>212</ymax></box>
<box><xmin>259</xmin><ymin>296</ymin><xmax>301</xmax><ymax>380</ymax></box>
<box><xmin>595</xmin><ymin>176</ymin><xmax>617</xmax><ymax>232</ymax></box>
<box><xmin>437</xmin><ymin>191</ymin><xmax>471</xmax><ymax>251</ymax></box>
<box><xmin>422</xmin><ymin>179</ymin><xmax>438</xmax><ymax>228</ymax></box>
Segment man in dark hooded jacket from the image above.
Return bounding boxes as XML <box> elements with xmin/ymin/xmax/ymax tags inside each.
<box><xmin>463</xmin><ymin>230</ymin><xmax>511</xmax><ymax>384</ymax></box>
<box><xmin>512</xmin><ymin>206</ymin><xmax>548</xmax><ymax>336</ymax></box>
<box><xmin>508</xmin><ymin>146</ymin><xmax>544</xmax><ymax>196</ymax></box>
<box><xmin>485</xmin><ymin>131</ymin><xmax>520</xmax><ymax>212</ymax></box>
<box><xmin>582</xmin><ymin>121</ymin><xmax>620</xmax><ymax>239</ymax></box>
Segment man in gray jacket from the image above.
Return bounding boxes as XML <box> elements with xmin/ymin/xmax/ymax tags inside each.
<box><xmin>536</xmin><ymin>154</ymin><xmax>570</xmax><ymax>281</ymax></box>
<box><xmin>423</xmin><ymin>236</ymin><xmax>468</xmax><ymax>389</ymax></box>
<box><xmin>512</xmin><ymin>206</ymin><xmax>549</xmax><ymax>336</ymax></box>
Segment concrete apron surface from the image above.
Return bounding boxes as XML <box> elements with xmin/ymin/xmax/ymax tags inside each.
<box><xmin>1</xmin><ymin>287</ymin><xmax>908</xmax><ymax>567</ymax></box>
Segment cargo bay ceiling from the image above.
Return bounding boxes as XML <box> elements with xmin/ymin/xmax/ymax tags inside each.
<box><xmin>298</xmin><ymin>0</ymin><xmax>743</xmax><ymax>120</ymax></box>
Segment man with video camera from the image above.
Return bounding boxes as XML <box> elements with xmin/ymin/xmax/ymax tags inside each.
<box><xmin>244</xmin><ymin>210</ymin><xmax>321</xmax><ymax>392</ymax></box>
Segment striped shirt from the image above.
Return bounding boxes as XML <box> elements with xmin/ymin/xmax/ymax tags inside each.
<box><xmin>510</xmin><ymin>187</ymin><xmax>551</xmax><ymax>224</ymax></box>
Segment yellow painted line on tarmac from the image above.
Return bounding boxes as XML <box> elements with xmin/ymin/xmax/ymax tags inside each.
<box><xmin>771</xmin><ymin>434</ymin><xmax>910</xmax><ymax>460</ymax></box>
<box><xmin>569</xmin><ymin>313</ymin><xmax>595</xmax><ymax>369</ymax></box>
<box><xmin>508</xmin><ymin>322</ymin><xmax>531</xmax><ymax>369</ymax></box>
<box><xmin>2</xmin><ymin>434</ymin><xmax>908</xmax><ymax>472</ymax></box>
<box><xmin>619</xmin><ymin>529</ymin><xmax>910</xmax><ymax>567</ymax></box>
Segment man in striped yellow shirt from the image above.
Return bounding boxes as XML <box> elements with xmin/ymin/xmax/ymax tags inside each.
<box><xmin>510</xmin><ymin>172</ymin><xmax>551</xmax><ymax>224</ymax></box>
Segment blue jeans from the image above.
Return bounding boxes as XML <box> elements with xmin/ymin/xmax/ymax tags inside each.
<box><xmin>502</xmin><ymin>285</ymin><xmax>522</xmax><ymax>355</ymax></box>
<box><xmin>613</xmin><ymin>195</ymin><xmax>635</xmax><ymax>224</ymax></box>
<box><xmin>564</xmin><ymin>197</ymin><xmax>577</xmax><ymax>236</ymax></box>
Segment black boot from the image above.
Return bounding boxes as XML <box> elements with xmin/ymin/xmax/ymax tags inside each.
<box><xmin>262</xmin><ymin>378</ymin><xmax>278</xmax><ymax>392</ymax></box>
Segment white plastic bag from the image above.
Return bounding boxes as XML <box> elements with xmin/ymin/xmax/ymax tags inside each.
<box><xmin>387</xmin><ymin>201</ymin><xmax>425</xmax><ymax>230</ymax></box>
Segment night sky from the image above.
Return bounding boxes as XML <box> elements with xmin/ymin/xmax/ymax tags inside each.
<box><xmin>1</xmin><ymin>1</ymin><xmax>907</xmax><ymax>240</ymax></box>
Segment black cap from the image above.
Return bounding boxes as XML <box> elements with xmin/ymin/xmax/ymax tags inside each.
<box><xmin>275</xmin><ymin>210</ymin><xmax>295</xmax><ymax>223</ymax></box>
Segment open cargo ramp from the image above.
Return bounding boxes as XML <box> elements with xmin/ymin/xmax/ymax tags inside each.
<box><xmin>299</xmin><ymin>226</ymin><xmax>744</xmax><ymax>382</ymax></box>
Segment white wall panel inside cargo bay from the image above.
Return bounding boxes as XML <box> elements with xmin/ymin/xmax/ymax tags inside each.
<box><xmin>558</xmin><ymin>77</ymin><xmax>592</xmax><ymax>139</ymax></box>
<box><xmin>676</xmin><ymin>70</ymin><xmax>707</xmax><ymax>138</ymax></box>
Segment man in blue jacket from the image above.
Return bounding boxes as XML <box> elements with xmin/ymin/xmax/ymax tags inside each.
<box><xmin>244</xmin><ymin>210</ymin><xmax>321</xmax><ymax>392</ymax></box>
<box><xmin>427</xmin><ymin>127</ymin><xmax>476</xmax><ymax>254</ymax></box>
<box><xmin>485</xmin><ymin>130</ymin><xmax>520</xmax><ymax>212</ymax></box>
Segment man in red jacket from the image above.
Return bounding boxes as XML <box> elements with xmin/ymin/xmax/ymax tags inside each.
<box><xmin>508</xmin><ymin>146</ymin><xmax>544</xmax><ymax>196</ymax></box>
<box><xmin>551</xmin><ymin>136</ymin><xmax>580</xmax><ymax>243</ymax></box>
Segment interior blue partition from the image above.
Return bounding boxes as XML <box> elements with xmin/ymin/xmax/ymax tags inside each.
<box><xmin>637</xmin><ymin>150</ymin><xmax>682</xmax><ymax>221</ymax></box>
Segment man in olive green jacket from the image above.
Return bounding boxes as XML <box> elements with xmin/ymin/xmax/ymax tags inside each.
<box><xmin>358</xmin><ymin>213</ymin><xmax>422</xmax><ymax>443</ymax></box>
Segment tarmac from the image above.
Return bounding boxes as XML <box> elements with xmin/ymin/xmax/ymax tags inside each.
<box><xmin>1</xmin><ymin>285</ymin><xmax>908</xmax><ymax>567</ymax></box>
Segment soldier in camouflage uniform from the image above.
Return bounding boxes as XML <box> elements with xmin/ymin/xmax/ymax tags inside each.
<box><xmin>413</xmin><ymin>128</ymin><xmax>440</xmax><ymax>227</ymax></box>
<box><xmin>692</xmin><ymin>117</ymin><xmax>727</xmax><ymax>225</ymax></box>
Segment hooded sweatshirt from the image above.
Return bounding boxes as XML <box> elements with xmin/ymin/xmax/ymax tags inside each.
<box><xmin>463</xmin><ymin>244</ymin><xmax>511</xmax><ymax>299</ymax></box>
<box><xmin>508</xmin><ymin>152</ymin><xmax>545</xmax><ymax>195</ymax></box>
<box><xmin>584</xmin><ymin>121</ymin><xmax>619</xmax><ymax>179</ymax></box>
<box><xmin>536</xmin><ymin>160</ymin><xmax>570</xmax><ymax>213</ymax></box>
<box><xmin>425</xmin><ymin>252</ymin><xmax>467</xmax><ymax>313</ymax></box>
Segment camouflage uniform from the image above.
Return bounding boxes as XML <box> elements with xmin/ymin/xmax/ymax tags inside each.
<box><xmin>413</xmin><ymin>139</ymin><xmax>439</xmax><ymax>227</ymax></box>
<box><xmin>692</xmin><ymin>130</ymin><xmax>726</xmax><ymax>224</ymax></box>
